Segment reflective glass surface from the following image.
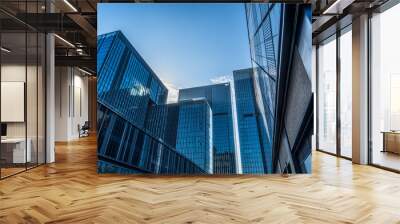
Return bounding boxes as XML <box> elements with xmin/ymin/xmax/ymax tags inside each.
<box><xmin>97</xmin><ymin>31</ymin><xmax>208</xmax><ymax>174</ymax></box>
<box><xmin>370</xmin><ymin>5</ymin><xmax>400</xmax><ymax>171</ymax></box>
<box><xmin>175</xmin><ymin>100</ymin><xmax>213</xmax><ymax>173</ymax></box>
<box><xmin>97</xmin><ymin>104</ymin><xmax>206</xmax><ymax>174</ymax></box>
<box><xmin>245</xmin><ymin>4</ymin><xmax>312</xmax><ymax>173</ymax></box>
<box><xmin>97</xmin><ymin>31</ymin><xmax>167</xmax><ymax>129</ymax></box>
<box><xmin>318</xmin><ymin>37</ymin><xmax>337</xmax><ymax>154</ymax></box>
<box><xmin>179</xmin><ymin>84</ymin><xmax>236</xmax><ymax>174</ymax></box>
<box><xmin>340</xmin><ymin>29</ymin><xmax>352</xmax><ymax>158</ymax></box>
<box><xmin>233</xmin><ymin>70</ymin><xmax>265</xmax><ymax>174</ymax></box>
<box><xmin>0</xmin><ymin>2</ymin><xmax>46</xmax><ymax>178</ymax></box>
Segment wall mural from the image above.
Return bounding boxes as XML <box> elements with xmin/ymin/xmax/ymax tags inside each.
<box><xmin>97</xmin><ymin>3</ymin><xmax>312</xmax><ymax>175</ymax></box>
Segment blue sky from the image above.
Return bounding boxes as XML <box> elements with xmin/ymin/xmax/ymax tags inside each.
<box><xmin>98</xmin><ymin>3</ymin><xmax>251</xmax><ymax>102</ymax></box>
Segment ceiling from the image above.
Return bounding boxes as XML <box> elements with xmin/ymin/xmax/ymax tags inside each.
<box><xmin>312</xmin><ymin>0</ymin><xmax>391</xmax><ymax>44</ymax></box>
<box><xmin>4</xmin><ymin>0</ymin><xmax>396</xmax><ymax>72</ymax></box>
<box><xmin>0</xmin><ymin>0</ymin><xmax>98</xmax><ymax>74</ymax></box>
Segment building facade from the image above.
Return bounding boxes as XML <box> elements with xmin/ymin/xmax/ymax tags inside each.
<box><xmin>233</xmin><ymin>68</ymin><xmax>270</xmax><ymax>174</ymax></box>
<box><xmin>245</xmin><ymin>3</ymin><xmax>312</xmax><ymax>173</ymax></box>
<box><xmin>97</xmin><ymin>31</ymin><xmax>167</xmax><ymax>128</ymax></box>
<box><xmin>145</xmin><ymin>99</ymin><xmax>213</xmax><ymax>173</ymax></box>
<box><xmin>175</xmin><ymin>99</ymin><xmax>213</xmax><ymax>173</ymax></box>
<box><xmin>178</xmin><ymin>84</ymin><xmax>237</xmax><ymax>174</ymax></box>
<box><xmin>97</xmin><ymin>31</ymin><xmax>207</xmax><ymax>174</ymax></box>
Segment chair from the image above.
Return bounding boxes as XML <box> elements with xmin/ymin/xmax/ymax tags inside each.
<box><xmin>78</xmin><ymin>121</ymin><xmax>90</xmax><ymax>138</ymax></box>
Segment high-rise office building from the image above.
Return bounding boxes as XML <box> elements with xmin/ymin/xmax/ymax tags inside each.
<box><xmin>97</xmin><ymin>31</ymin><xmax>168</xmax><ymax>128</ymax></box>
<box><xmin>233</xmin><ymin>68</ymin><xmax>271</xmax><ymax>174</ymax></box>
<box><xmin>97</xmin><ymin>31</ymin><xmax>207</xmax><ymax>174</ymax></box>
<box><xmin>145</xmin><ymin>99</ymin><xmax>213</xmax><ymax>173</ymax></box>
<box><xmin>178</xmin><ymin>84</ymin><xmax>237</xmax><ymax>174</ymax></box>
<box><xmin>175</xmin><ymin>99</ymin><xmax>213</xmax><ymax>173</ymax></box>
<box><xmin>245</xmin><ymin>3</ymin><xmax>312</xmax><ymax>173</ymax></box>
<box><xmin>144</xmin><ymin>103</ymin><xmax>178</xmax><ymax>146</ymax></box>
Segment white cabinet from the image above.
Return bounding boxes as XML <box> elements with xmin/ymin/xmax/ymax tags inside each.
<box><xmin>1</xmin><ymin>138</ymin><xmax>32</xmax><ymax>163</ymax></box>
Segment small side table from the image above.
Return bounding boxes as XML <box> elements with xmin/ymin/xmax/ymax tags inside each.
<box><xmin>381</xmin><ymin>131</ymin><xmax>400</xmax><ymax>154</ymax></box>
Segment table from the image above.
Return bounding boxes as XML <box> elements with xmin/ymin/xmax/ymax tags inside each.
<box><xmin>1</xmin><ymin>138</ymin><xmax>31</xmax><ymax>164</ymax></box>
<box><xmin>381</xmin><ymin>131</ymin><xmax>400</xmax><ymax>154</ymax></box>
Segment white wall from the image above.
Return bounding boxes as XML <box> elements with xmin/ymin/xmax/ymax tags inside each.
<box><xmin>74</xmin><ymin>73</ymin><xmax>89</xmax><ymax>137</ymax></box>
<box><xmin>1</xmin><ymin>63</ymin><xmax>46</xmax><ymax>163</ymax></box>
<box><xmin>1</xmin><ymin>65</ymin><xmax>39</xmax><ymax>137</ymax></box>
<box><xmin>55</xmin><ymin>67</ymin><xmax>70</xmax><ymax>141</ymax></box>
<box><xmin>54</xmin><ymin>67</ymin><xmax>89</xmax><ymax>141</ymax></box>
<box><xmin>1</xmin><ymin>65</ymin><xmax>26</xmax><ymax>139</ymax></box>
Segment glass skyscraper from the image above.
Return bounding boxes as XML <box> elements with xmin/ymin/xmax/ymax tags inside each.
<box><xmin>245</xmin><ymin>3</ymin><xmax>312</xmax><ymax>173</ymax></box>
<box><xmin>233</xmin><ymin>68</ymin><xmax>270</xmax><ymax>174</ymax></box>
<box><xmin>145</xmin><ymin>99</ymin><xmax>213</xmax><ymax>173</ymax></box>
<box><xmin>175</xmin><ymin>99</ymin><xmax>213</xmax><ymax>173</ymax></box>
<box><xmin>97</xmin><ymin>31</ymin><xmax>207</xmax><ymax>174</ymax></box>
<box><xmin>178</xmin><ymin>84</ymin><xmax>237</xmax><ymax>174</ymax></box>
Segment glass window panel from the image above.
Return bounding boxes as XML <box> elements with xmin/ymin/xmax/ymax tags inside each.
<box><xmin>1</xmin><ymin>1</ymin><xmax>47</xmax><ymax>179</ymax></box>
<box><xmin>27</xmin><ymin>31</ymin><xmax>38</xmax><ymax>169</ymax></box>
<box><xmin>1</xmin><ymin>32</ymin><xmax>27</xmax><ymax>177</ymax></box>
<box><xmin>371</xmin><ymin>4</ymin><xmax>400</xmax><ymax>171</ymax></box>
<box><xmin>318</xmin><ymin>37</ymin><xmax>337</xmax><ymax>154</ymax></box>
<box><xmin>340</xmin><ymin>29</ymin><xmax>352</xmax><ymax>158</ymax></box>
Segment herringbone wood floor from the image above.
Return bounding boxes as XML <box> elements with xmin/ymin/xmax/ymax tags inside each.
<box><xmin>1</xmin><ymin>135</ymin><xmax>400</xmax><ymax>224</ymax></box>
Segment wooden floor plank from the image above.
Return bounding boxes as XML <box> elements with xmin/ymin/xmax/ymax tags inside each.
<box><xmin>0</xmin><ymin>135</ymin><xmax>400</xmax><ymax>223</ymax></box>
